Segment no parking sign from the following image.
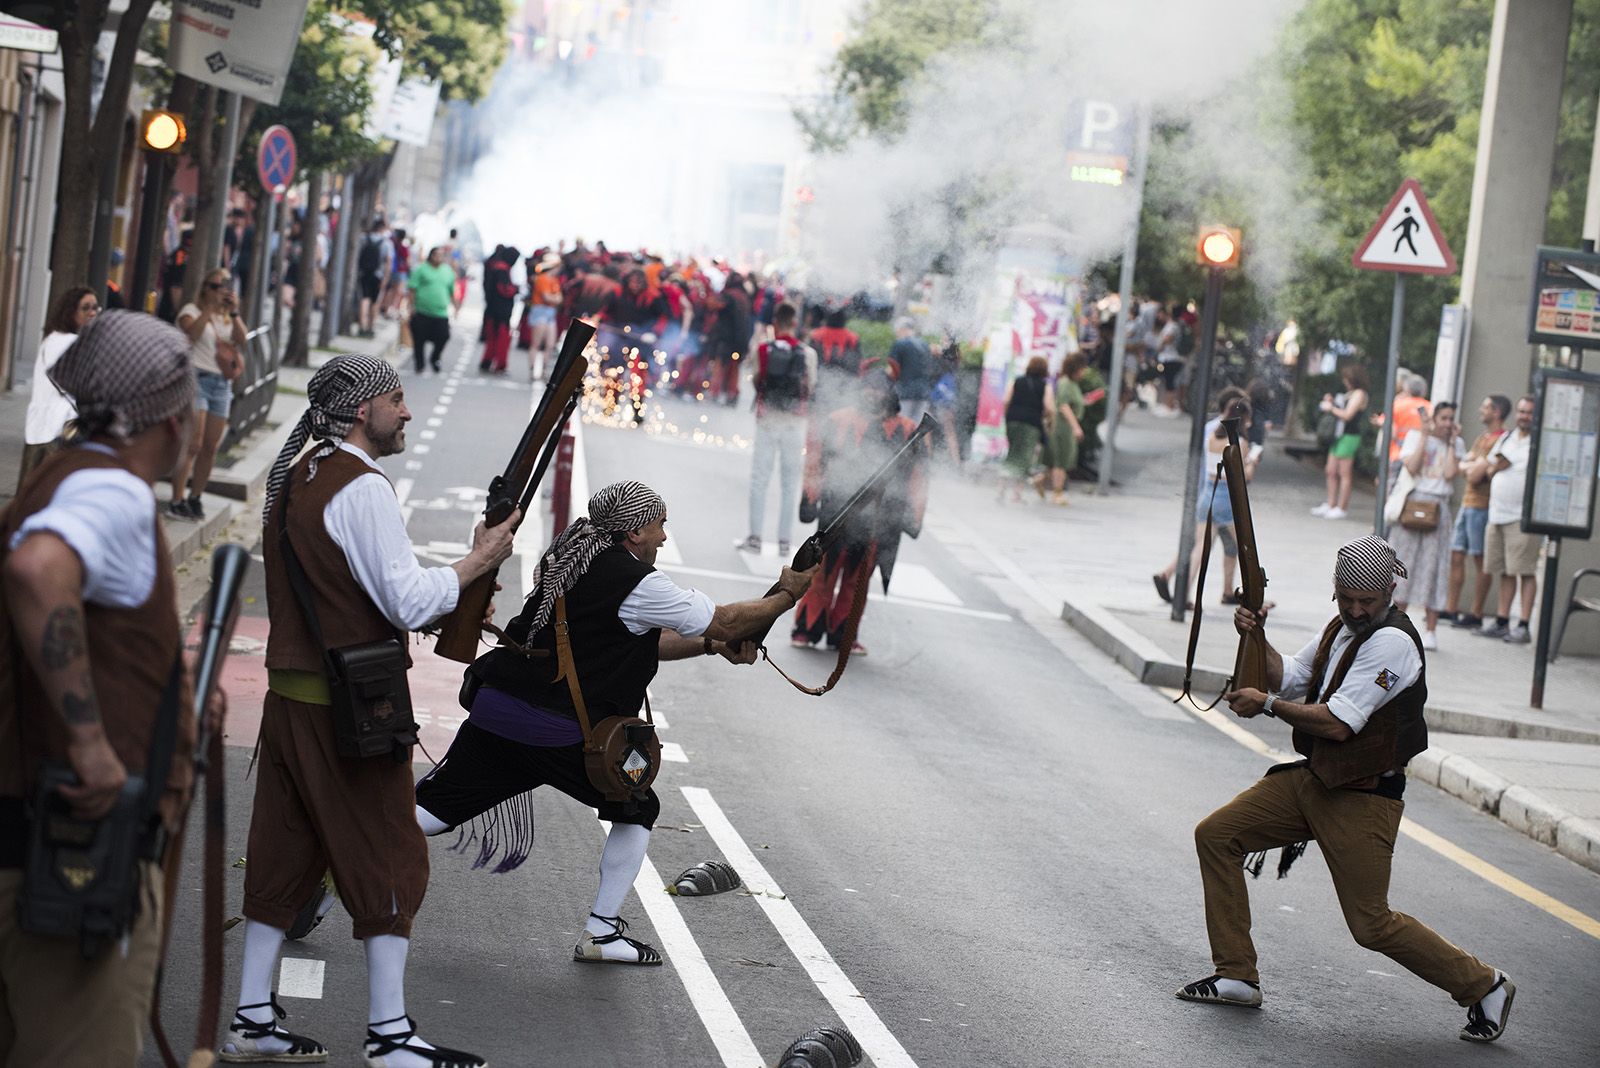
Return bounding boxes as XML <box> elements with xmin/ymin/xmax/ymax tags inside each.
<box><xmin>257</xmin><ymin>125</ymin><xmax>296</xmax><ymax>192</ymax></box>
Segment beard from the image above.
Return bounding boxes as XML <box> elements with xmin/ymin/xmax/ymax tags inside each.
<box><xmin>369</xmin><ymin>421</ymin><xmax>406</xmax><ymax>457</ymax></box>
<box><xmin>1339</xmin><ymin>607</ymin><xmax>1385</xmax><ymax>636</ymax></box>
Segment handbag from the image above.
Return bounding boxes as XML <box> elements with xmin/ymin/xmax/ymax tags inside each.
<box><xmin>552</xmin><ymin>597</ymin><xmax>660</xmax><ymax>804</ymax></box>
<box><xmin>1316</xmin><ymin>411</ymin><xmax>1340</xmax><ymax>447</ymax></box>
<box><xmin>1400</xmin><ymin>495</ymin><xmax>1441</xmax><ymax>531</ymax></box>
<box><xmin>1384</xmin><ymin>466</ymin><xmax>1415</xmax><ymax>525</ymax></box>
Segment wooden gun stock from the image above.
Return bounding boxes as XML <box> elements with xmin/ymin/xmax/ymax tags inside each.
<box><xmin>1221</xmin><ymin>416</ymin><xmax>1270</xmax><ymax>692</ymax></box>
<box><xmin>433</xmin><ymin>324</ymin><xmax>595</xmax><ymax>663</ymax></box>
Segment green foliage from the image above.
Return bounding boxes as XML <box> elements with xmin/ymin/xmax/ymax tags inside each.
<box><xmin>850</xmin><ymin>318</ymin><xmax>897</xmax><ymax>367</ymax></box>
<box><xmin>797</xmin><ymin>0</ymin><xmax>1001</xmax><ymax>151</ymax></box>
<box><xmin>262</xmin><ymin>2</ymin><xmax>384</xmax><ymax>175</ymax></box>
<box><xmin>352</xmin><ymin>0</ymin><xmax>513</xmax><ymax>103</ymax></box>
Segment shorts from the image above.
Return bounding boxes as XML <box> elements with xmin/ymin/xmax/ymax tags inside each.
<box><xmin>529</xmin><ymin>305</ymin><xmax>556</xmax><ymax>326</ymax></box>
<box><xmin>1200</xmin><ymin>477</ymin><xmax>1235</xmax><ymax>531</ymax></box>
<box><xmin>415</xmin><ymin>718</ymin><xmax>659</xmax><ymax>831</ymax></box>
<box><xmin>1160</xmin><ymin>359</ymin><xmax>1185</xmax><ymax>391</ymax></box>
<box><xmin>359</xmin><ymin>275</ymin><xmax>382</xmax><ymax>301</ymax></box>
<box><xmin>194</xmin><ymin>370</ymin><xmax>233</xmax><ymax>418</ymax></box>
<box><xmin>1451</xmin><ymin>506</ymin><xmax>1489</xmax><ymax>556</ymax></box>
<box><xmin>1329</xmin><ymin>433</ymin><xmax>1361</xmax><ymax>459</ymax></box>
<box><xmin>1483</xmin><ymin>520</ymin><xmax>1541</xmax><ymax>576</ymax></box>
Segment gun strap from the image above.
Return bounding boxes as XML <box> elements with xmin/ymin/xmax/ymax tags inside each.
<box><xmin>552</xmin><ymin>597</ymin><xmax>651</xmax><ymax>745</ymax></box>
<box><xmin>760</xmin><ymin>544</ymin><xmax>876</xmax><ymax>697</ymax></box>
<box><xmin>1176</xmin><ymin>464</ymin><xmax>1225</xmax><ymax>711</ymax></box>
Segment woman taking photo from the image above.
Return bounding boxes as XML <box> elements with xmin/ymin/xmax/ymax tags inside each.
<box><xmin>20</xmin><ymin>286</ymin><xmax>99</xmax><ymax>487</ymax></box>
<box><xmin>169</xmin><ymin>267</ymin><xmax>247</xmax><ymax>519</ymax></box>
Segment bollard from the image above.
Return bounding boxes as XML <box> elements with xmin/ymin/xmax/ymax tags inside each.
<box><xmin>552</xmin><ymin>427</ymin><xmax>576</xmax><ymax>536</ymax></box>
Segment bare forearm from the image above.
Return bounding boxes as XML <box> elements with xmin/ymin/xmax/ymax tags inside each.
<box><xmin>703</xmin><ymin>592</ymin><xmax>795</xmax><ymax>641</ymax></box>
<box><xmin>3</xmin><ymin>545</ymin><xmax>105</xmax><ymax>740</ymax></box>
<box><xmin>1266</xmin><ymin>698</ymin><xmax>1351</xmax><ymax>741</ymax></box>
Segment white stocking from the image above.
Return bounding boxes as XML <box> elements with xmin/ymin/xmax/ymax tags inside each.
<box><xmin>586</xmin><ymin>822</ymin><xmax>651</xmax><ymax>932</ymax></box>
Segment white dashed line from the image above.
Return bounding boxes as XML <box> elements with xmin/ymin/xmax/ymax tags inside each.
<box><xmin>660</xmin><ymin>741</ymin><xmax>688</xmax><ymax>763</ymax></box>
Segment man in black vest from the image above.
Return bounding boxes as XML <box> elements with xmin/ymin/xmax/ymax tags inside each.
<box><xmin>1177</xmin><ymin>535</ymin><xmax>1514</xmax><ymax>1043</ymax></box>
<box><xmin>415</xmin><ymin>480</ymin><xmax>815</xmax><ymax>966</ymax></box>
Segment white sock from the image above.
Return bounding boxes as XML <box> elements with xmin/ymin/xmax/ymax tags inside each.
<box><xmin>415</xmin><ymin>804</ymin><xmax>450</xmax><ymax>836</ymax></box>
<box><xmin>1214</xmin><ymin>977</ymin><xmax>1258</xmax><ymax>1000</ymax></box>
<box><xmin>227</xmin><ymin>921</ymin><xmax>288</xmax><ymax>1053</ymax></box>
<box><xmin>583</xmin><ymin>823</ymin><xmax>651</xmax><ymax>960</ymax></box>
<box><xmin>365</xmin><ymin>934</ymin><xmax>444</xmax><ymax>1067</ymax></box>
<box><xmin>1477</xmin><ymin>971</ymin><xmax>1507</xmax><ymax>1018</ymax></box>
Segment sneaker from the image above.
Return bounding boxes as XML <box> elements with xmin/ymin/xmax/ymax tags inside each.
<box><xmin>734</xmin><ymin>535</ymin><xmax>761</xmax><ymax>553</ymax></box>
<box><xmin>777</xmin><ymin>539</ymin><xmax>791</xmax><ymax>556</ymax></box>
<box><xmin>187</xmin><ymin>495</ymin><xmax>205</xmax><ymax>519</ymax></box>
<box><xmin>1420</xmin><ymin>629</ymin><xmax>1438</xmax><ymax>650</ymax></box>
<box><xmin>166</xmin><ymin>499</ymin><xmax>197</xmax><ymax>521</ymax></box>
<box><xmin>1175</xmin><ymin>974</ymin><xmax>1262</xmax><ymax>1008</ymax></box>
<box><xmin>1323</xmin><ymin>507</ymin><xmax>1348</xmax><ymax>520</ymax></box>
<box><xmin>1451</xmin><ymin>613</ymin><xmax>1483</xmax><ymax>630</ymax></box>
<box><xmin>790</xmin><ymin>633</ymin><xmax>813</xmax><ymax>649</ymax></box>
<box><xmin>1503</xmin><ymin>623</ymin><xmax>1531</xmax><ymax>644</ymax></box>
<box><xmin>1479</xmin><ymin>620</ymin><xmax>1509</xmax><ymax>639</ymax></box>
<box><xmin>1311</xmin><ymin>502</ymin><xmax>1332</xmax><ymax>516</ymax></box>
<box><xmin>1460</xmin><ymin>973</ymin><xmax>1515</xmax><ymax>1042</ymax></box>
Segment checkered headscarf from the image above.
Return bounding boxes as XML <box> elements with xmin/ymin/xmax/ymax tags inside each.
<box><xmin>1334</xmin><ymin>534</ymin><xmax>1408</xmax><ymax>592</ymax></box>
<box><xmin>262</xmin><ymin>353</ymin><xmax>401</xmax><ymax>522</ymax></box>
<box><xmin>48</xmin><ymin>310</ymin><xmax>195</xmax><ymax>441</ymax></box>
<box><xmin>521</xmin><ymin>480</ymin><xmax>666</xmax><ymax>635</ymax></box>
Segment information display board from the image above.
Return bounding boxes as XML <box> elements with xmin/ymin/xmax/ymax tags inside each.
<box><xmin>1528</xmin><ymin>246</ymin><xmax>1600</xmax><ymax>349</ymax></box>
<box><xmin>1522</xmin><ymin>368</ymin><xmax>1600</xmax><ymax>540</ymax></box>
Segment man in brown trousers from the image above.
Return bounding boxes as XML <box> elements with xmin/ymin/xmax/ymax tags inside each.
<box><xmin>1178</xmin><ymin>534</ymin><xmax>1515</xmax><ymax>1044</ymax></box>
<box><xmin>0</xmin><ymin>311</ymin><xmax>200</xmax><ymax>1066</ymax></box>
<box><xmin>222</xmin><ymin>354</ymin><xmax>515</xmax><ymax>1067</ymax></box>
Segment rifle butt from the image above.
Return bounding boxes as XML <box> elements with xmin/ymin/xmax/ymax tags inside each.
<box><xmin>186</xmin><ymin>1052</ymin><xmax>217</xmax><ymax>1068</ymax></box>
<box><xmin>435</xmin><ymin>570</ymin><xmax>497</xmax><ymax>663</ymax></box>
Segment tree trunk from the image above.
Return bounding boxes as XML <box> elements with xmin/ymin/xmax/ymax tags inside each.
<box><xmin>182</xmin><ymin>85</ymin><xmax>220</xmax><ymax>302</ymax></box>
<box><xmin>48</xmin><ymin>0</ymin><xmax>158</xmax><ymax>310</ymax></box>
<box><xmin>285</xmin><ymin>169</ymin><xmax>323</xmax><ymax>367</ymax></box>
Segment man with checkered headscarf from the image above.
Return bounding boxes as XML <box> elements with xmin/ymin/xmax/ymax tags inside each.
<box><xmin>1176</xmin><ymin>534</ymin><xmax>1515</xmax><ymax>1044</ymax></box>
<box><xmin>415</xmin><ymin>480</ymin><xmax>817</xmax><ymax>968</ymax></box>
<box><xmin>225</xmin><ymin>353</ymin><xmax>516</xmax><ymax>1066</ymax></box>
<box><xmin>0</xmin><ymin>311</ymin><xmax>202</xmax><ymax>1066</ymax></box>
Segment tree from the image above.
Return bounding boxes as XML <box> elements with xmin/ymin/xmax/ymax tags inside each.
<box><xmin>45</xmin><ymin>0</ymin><xmax>160</xmax><ymax>308</ymax></box>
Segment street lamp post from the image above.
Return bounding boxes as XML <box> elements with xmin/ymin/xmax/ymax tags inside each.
<box><xmin>1170</xmin><ymin>226</ymin><xmax>1241</xmax><ymax>623</ymax></box>
<box><xmin>129</xmin><ymin>110</ymin><xmax>187</xmax><ymax>313</ymax></box>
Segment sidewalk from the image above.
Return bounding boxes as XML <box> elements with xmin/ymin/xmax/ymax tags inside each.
<box><xmin>932</xmin><ymin>406</ymin><xmax>1600</xmax><ymax>874</ymax></box>
<box><xmin>1</xmin><ymin>313</ymin><xmax>402</xmax><ymax>595</ymax></box>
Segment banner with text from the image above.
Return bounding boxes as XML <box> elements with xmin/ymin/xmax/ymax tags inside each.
<box><xmin>169</xmin><ymin>0</ymin><xmax>311</xmax><ymax>106</ymax></box>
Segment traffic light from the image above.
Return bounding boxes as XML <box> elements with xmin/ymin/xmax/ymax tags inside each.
<box><xmin>140</xmin><ymin>109</ymin><xmax>186</xmax><ymax>154</ymax></box>
<box><xmin>1195</xmin><ymin>225</ymin><xmax>1241</xmax><ymax>269</ymax></box>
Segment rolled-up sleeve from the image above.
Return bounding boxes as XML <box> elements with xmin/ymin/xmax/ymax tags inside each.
<box><xmin>323</xmin><ymin>474</ymin><xmax>459</xmax><ymax>630</ymax></box>
<box><xmin>1324</xmin><ymin>630</ymin><xmax>1422</xmax><ymax>735</ymax></box>
<box><xmin>617</xmin><ymin>571</ymin><xmax>716</xmax><ymax>637</ymax></box>
<box><xmin>1276</xmin><ymin>630</ymin><xmax>1322</xmax><ymax>702</ymax></box>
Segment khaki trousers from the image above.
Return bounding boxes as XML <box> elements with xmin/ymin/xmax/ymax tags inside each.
<box><xmin>1195</xmin><ymin>765</ymin><xmax>1497</xmax><ymax>1005</ymax></box>
<box><xmin>0</xmin><ymin>863</ymin><xmax>163</xmax><ymax>1067</ymax></box>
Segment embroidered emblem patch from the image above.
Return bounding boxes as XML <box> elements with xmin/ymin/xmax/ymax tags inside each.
<box><xmin>1374</xmin><ymin>668</ymin><xmax>1397</xmax><ymax>691</ymax></box>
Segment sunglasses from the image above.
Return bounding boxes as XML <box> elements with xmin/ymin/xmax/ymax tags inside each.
<box><xmin>206</xmin><ymin>280</ymin><xmax>230</xmax><ymax>289</ymax></box>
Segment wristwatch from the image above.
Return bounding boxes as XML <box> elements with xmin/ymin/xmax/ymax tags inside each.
<box><xmin>1263</xmin><ymin>693</ymin><xmax>1278</xmax><ymax>718</ymax></box>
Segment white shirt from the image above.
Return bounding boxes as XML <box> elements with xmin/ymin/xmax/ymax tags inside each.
<box><xmin>1279</xmin><ymin>621</ymin><xmax>1422</xmax><ymax>736</ymax></box>
<box><xmin>1486</xmin><ymin>427</ymin><xmax>1532</xmax><ymax>525</ymax></box>
<box><xmin>24</xmin><ymin>332</ymin><xmax>78</xmax><ymax>444</ymax></box>
<box><xmin>1399</xmin><ymin>430</ymin><xmax>1460</xmax><ymax>497</ymax></box>
<box><xmin>177</xmin><ymin>302</ymin><xmax>229</xmax><ymax>375</ymax></box>
<box><xmin>321</xmin><ymin>442</ymin><xmax>459</xmax><ymax>630</ymax></box>
<box><xmin>8</xmin><ymin>444</ymin><xmax>159</xmax><ymax>608</ymax></box>
<box><xmin>617</xmin><ymin>569</ymin><xmax>715</xmax><ymax>637</ymax></box>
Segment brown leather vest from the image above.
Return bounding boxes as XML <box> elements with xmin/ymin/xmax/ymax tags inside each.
<box><xmin>1293</xmin><ymin>606</ymin><xmax>1428</xmax><ymax>789</ymax></box>
<box><xmin>263</xmin><ymin>448</ymin><xmax>408</xmax><ymax>672</ymax></box>
<box><xmin>0</xmin><ymin>447</ymin><xmax>194</xmax><ymax>827</ymax></box>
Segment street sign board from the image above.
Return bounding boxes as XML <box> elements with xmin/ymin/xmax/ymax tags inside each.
<box><xmin>1528</xmin><ymin>245</ymin><xmax>1600</xmax><ymax>349</ymax></box>
<box><xmin>1352</xmin><ymin>178</ymin><xmax>1456</xmax><ymax>275</ymax></box>
<box><xmin>1522</xmin><ymin>368</ymin><xmax>1600</xmax><ymax>540</ymax></box>
<box><xmin>1065</xmin><ymin>99</ymin><xmax>1135</xmax><ymax>187</ymax></box>
<box><xmin>169</xmin><ymin>0</ymin><xmax>311</xmax><ymax>106</ymax></box>
<box><xmin>0</xmin><ymin>16</ymin><xmax>58</xmax><ymax>54</ymax></box>
<box><xmin>257</xmin><ymin>126</ymin><xmax>296</xmax><ymax>192</ymax></box>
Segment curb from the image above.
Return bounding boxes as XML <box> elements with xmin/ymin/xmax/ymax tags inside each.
<box><xmin>1407</xmin><ymin>749</ymin><xmax>1600</xmax><ymax>876</ymax></box>
<box><xmin>1058</xmin><ymin>594</ymin><xmax>1600</xmax><ymax>746</ymax></box>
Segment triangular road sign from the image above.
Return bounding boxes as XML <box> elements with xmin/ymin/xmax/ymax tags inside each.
<box><xmin>1352</xmin><ymin>178</ymin><xmax>1457</xmax><ymax>276</ymax></box>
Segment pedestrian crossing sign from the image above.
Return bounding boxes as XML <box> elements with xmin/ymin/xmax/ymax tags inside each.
<box><xmin>1352</xmin><ymin>178</ymin><xmax>1456</xmax><ymax>276</ymax></box>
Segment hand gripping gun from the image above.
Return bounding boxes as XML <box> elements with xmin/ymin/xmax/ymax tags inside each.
<box><xmin>433</xmin><ymin>321</ymin><xmax>596</xmax><ymax>664</ymax></box>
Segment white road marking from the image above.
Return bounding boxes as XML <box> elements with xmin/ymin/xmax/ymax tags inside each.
<box><xmin>661</xmin><ymin>563</ymin><xmax>1010</xmax><ymax>622</ymax></box>
<box><xmin>660</xmin><ymin>741</ymin><xmax>688</xmax><ymax>763</ymax></box>
<box><xmin>681</xmin><ymin>787</ymin><xmax>920</xmax><ymax>1068</ymax></box>
<box><xmin>433</xmin><ymin>405</ymin><xmax>449</xmax><ymax>414</ymax></box>
<box><xmin>405</xmin><ymin>460</ymin><xmax>423</xmax><ymax>471</ymax></box>
<box><xmin>421</xmin><ymin>429</ymin><xmax>437</xmax><ymax>440</ymax></box>
<box><xmin>278</xmin><ymin>957</ymin><xmax>325</xmax><ymax>999</ymax></box>
<box><xmin>427</xmin><ymin>417</ymin><xmax>444</xmax><ymax>427</ymax></box>
<box><xmin>412</xmin><ymin>444</ymin><xmax>430</xmax><ymax>454</ymax></box>
<box><xmin>602</xmin><ymin>824</ymin><xmax>764</xmax><ymax>1068</ymax></box>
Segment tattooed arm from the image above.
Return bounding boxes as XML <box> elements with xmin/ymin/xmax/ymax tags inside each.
<box><xmin>3</xmin><ymin>531</ymin><xmax>127</xmax><ymax>819</ymax></box>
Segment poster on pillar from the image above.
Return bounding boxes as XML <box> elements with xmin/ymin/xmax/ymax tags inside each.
<box><xmin>972</xmin><ymin>246</ymin><xmax>1081</xmax><ymax>461</ymax></box>
<box><xmin>1352</xmin><ymin>178</ymin><xmax>1457</xmax><ymax>275</ymax></box>
<box><xmin>168</xmin><ymin>0</ymin><xmax>312</xmax><ymax>106</ymax></box>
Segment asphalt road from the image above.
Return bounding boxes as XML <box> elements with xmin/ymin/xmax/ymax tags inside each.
<box><xmin>149</xmin><ymin>330</ymin><xmax>1600</xmax><ymax>1067</ymax></box>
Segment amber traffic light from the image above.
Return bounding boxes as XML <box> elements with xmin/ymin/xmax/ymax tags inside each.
<box><xmin>141</xmin><ymin>110</ymin><xmax>186</xmax><ymax>154</ymax></box>
<box><xmin>1196</xmin><ymin>225</ymin><xmax>1242</xmax><ymax>269</ymax></box>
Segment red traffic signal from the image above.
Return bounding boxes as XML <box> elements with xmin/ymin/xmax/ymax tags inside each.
<box><xmin>1196</xmin><ymin>225</ymin><xmax>1242</xmax><ymax>269</ymax></box>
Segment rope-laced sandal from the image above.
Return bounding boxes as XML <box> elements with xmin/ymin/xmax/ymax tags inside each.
<box><xmin>573</xmin><ymin>912</ymin><xmax>662</xmax><ymax>966</ymax></box>
<box><xmin>363</xmin><ymin>1015</ymin><xmax>486</xmax><ymax>1068</ymax></box>
<box><xmin>1175</xmin><ymin>974</ymin><xmax>1262</xmax><ymax>1008</ymax></box>
<box><xmin>218</xmin><ymin>995</ymin><xmax>328</xmax><ymax>1063</ymax></box>
<box><xmin>1460</xmin><ymin>975</ymin><xmax>1515</xmax><ymax>1042</ymax></box>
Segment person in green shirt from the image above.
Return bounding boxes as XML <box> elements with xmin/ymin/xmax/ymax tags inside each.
<box><xmin>407</xmin><ymin>246</ymin><xmax>458</xmax><ymax>372</ymax></box>
<box><xmin>1039</xmin><ymin>352</ymin><xmax>1087</xmax><ymax>505</ymax></box>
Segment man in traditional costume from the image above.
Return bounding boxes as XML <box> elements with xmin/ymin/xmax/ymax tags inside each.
<box><xmin>1179</xmin><ymin>534</ymin><xmax>1515</xmax><ymax>1045</ymax></box>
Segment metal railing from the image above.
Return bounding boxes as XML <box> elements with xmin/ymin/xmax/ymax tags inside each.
<box><xmin>224</xmin><ymin>325</ymin><xmax>278</xmax><ymax>449</ymax></box>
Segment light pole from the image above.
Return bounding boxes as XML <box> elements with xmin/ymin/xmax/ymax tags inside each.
<box><xmin>1170</xmin><ymin>226</ymin><xmax>1241</xmax><ymax>623</ymax></box>
<box><xmin>129</xmin><ymin>110</ymin><xmax>187</xmax><ymax>313</ymax></box>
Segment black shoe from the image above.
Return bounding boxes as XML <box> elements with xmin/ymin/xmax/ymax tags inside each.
<box><xmin>187</xmin><ymin>495</ymin><xmax>205</xmax><ymax>519</ymax></box>
<box><xmin>1153</xmin><ymin>573</ymin><xmax>1172</xmax><ymax>604</ymax></box>
<box><xmin>1450</xmin><ymin>613</ymin><xmax>1482</xmax><ymax>630</ymax></box>
<box><xmin>1175</xmin><ymin>974</ymin><xmax>1262</xmax><ymax>1008</ymax></box>
<box><xmin>166</xmin><ymin>499</ymin><xmax>197</xmax><ymax>522</ymax></box>
<box><xmin>1460</xmin><ymin>974</ymin><xmax>1515</xmax><ymax>1042</ymax></box>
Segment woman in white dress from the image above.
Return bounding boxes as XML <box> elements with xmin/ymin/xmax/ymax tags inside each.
<box><xmin>1390</xmin><ymin>403</ymin><xmax>1462</xmax><ymax>649</ymax></box>
<box><xmin>19</xmin><ymin>286</ymin><xmax>99</xmax><ymax>487</ymax></box>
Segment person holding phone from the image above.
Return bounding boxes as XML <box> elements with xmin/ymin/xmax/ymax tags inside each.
<box><xmin>170</xmin><ymin>267</ymin><xmax>248</xmax><ymax>520</ymax></box>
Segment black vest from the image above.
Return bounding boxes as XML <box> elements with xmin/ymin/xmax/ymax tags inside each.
<box><xmin>477</xmin><ymin>546</ymin><xmax>660</xmax><ymax>721</ymax></box>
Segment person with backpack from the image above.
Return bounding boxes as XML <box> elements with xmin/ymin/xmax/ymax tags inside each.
<box><xmin>738</xmin><ymin>302</ymin><xmax>816</xmax><ymax>555</ymax></box>
<box><xmin>355</xmin><ymin>218</ymin><xmax>391</xmax><ymax>339</ymax></box>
